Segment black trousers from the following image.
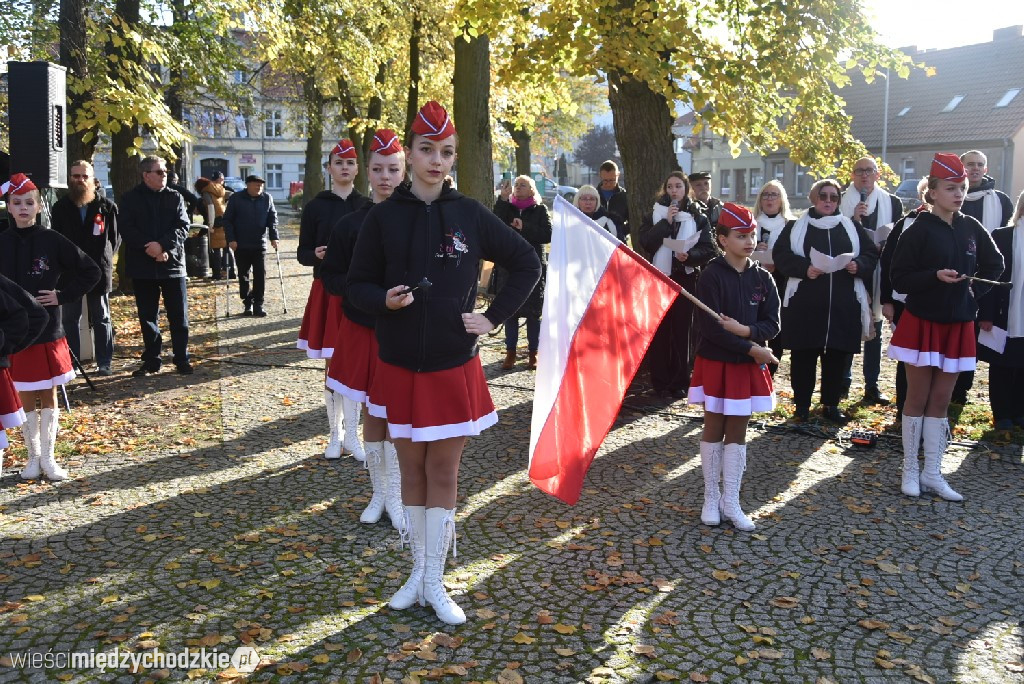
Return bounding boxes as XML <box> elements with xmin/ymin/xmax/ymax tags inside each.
<box><xmin>648</xmin><ymin>291</ymin><xmax>695</xmax><ymax>393</ymax></box>
<box><xmin>789</xmin><ymin>347</ymin><xmax>854</xmax><ymax>409</ymax></box>
<box><xmin>133</xmin><ymin>277</ymin><xmax>189</xmax><ymax>367</ymax></box>
<box><xmin>989</xmin><ymin>364</ymin><xmax>1024</xmax><ymax>421</ymax></box>
<box><xmin>234</xmin><ymin>247</ymin><xmax>266</xmax><ymax>306</ymax></box>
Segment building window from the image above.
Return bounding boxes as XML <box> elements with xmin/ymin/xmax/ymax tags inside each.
<box><xmin>265</xmin><ymin>163</ymin><xmax>283</xmax><ymax>189</ymax></box>
<box><xmin>771</xmin><ymin>161</ymin><xmax>784</xmax><ymax>181</ymax></box>
<box><xmin>897</xmin><ymin>106</ymin><xmax>911</xmax><ymax>116</ymax></box>
<box><xmin>719</xmin><ymin>170</ymin><xmax>731</xmax><ymax>198</ymax></box>
<box><xmin>749</xmin><ymin>168</ymin><xmax>763</xmax><ymax>196</ymax></box>
<box><xmin>795</xmin><ymin>165</ymin><xmax>813</xmax><ymax>197</ymax></box>
<box><xmin>995</xmin><ymin>89</ymin><xmax>1021</xmax><ymax>108</ymax></box>
<box><xmin>902</xmin><ymin>159</ymin><xmax>916</xmax><ymax>181</ymax></box>
<box><xmin>298</xmin><ymin>164</ymin><xmax>305</xmax><ymax>182</ymax></box>
<box><xmin>264</xmin><ymin>110</ymin><xmax>283</xmax><ymax>138</ymax></box>
<box><xmin>234</xmin><ymin>114</ymin><xmax>249</xmax><ymax>139</ymax></box>
<box><xmin>941</xmin><ymin>95</ymin><xmax>965</xmax><ymax>113</ymax></box>
<box><xmin>232</xmin><ymin>70</ymin><xmax>246</xmax><ymax>85</ymax></box>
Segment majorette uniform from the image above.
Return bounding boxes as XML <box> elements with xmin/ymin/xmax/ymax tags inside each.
<box><xmin>0</xmin><ymin>274</ymin><xmax>48</xmax><ymax>449</ymax></box>
<box><xmin>295</xmin><ymin>139</ymin><xmax>369</xmax><ymax>359</ymax></box>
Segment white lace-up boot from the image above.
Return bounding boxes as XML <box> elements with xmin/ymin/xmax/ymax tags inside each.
<box><xmin>423</xmin><ymin>507</ymin><xmax>465</xmax><ymax>624</ymax></box>
<box><xmin>900</xmin><ymin>415</ymin><xmax>923</xmax><ymax>496</ymax></box>
<box><xmin>324</xmin><ymin>390</ymin><xmax>343</xmax><ymax>460</ymax></box>
<box><xmin>39</xmin><ymin>408</ymin><xmax>68</xmax><ymax>481</ymax></box>
<box><xmin>359</xmin><ymin>441</ymin><xmax>386</xmax><ymax>523</ymax></box>
<box><xmin>383</xmin><ymin>441</ymin><xmax>403</xmax><ymax>530</ymax></box>
<box><xmin>699</xmin><ymin>441</ymin><xmax>723</xmax><ymax>526</ymax></box>
<box><xmin>389</xmin><ymin>505</ymin><xmax>426</xmax><ymax>610</ymax></box>
<box><xmin>720</xmin><ymin>443</ymin><xmax>755</xmax><ymax>531</ymax></box>
<box><xmin>19</xmin><ymin>410</ymin><xmax>42</xmax><ymax>480</ymax></box>
<box><xmin>920</xmin><ymin>417</ymin><xmax>963</xmax><ymax>501</ymax></box>
<box><xmin>341</xmin><ymin>397</ymin><xmax>365</xmax><ymax>462</ymax></box>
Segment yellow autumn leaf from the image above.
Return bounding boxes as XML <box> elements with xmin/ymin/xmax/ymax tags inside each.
<box><xmin>23</xmin><ymin>595</ymin><xmax>45</xmax><ymax>602</ymax></box>
<box><xmin>101</xmin><ymin>595</ymin><xmax>119</xmax><ymax>604</ymax></box>
<box><xmin>512</xmin><ymin>632</ymin><xmax>536</xmax><ymax>644</ymax></box>
<box><xmin>197</xmin><ymin>579</ymin><xmax>221</xmax><ymax>590</ymax></box>
<box><xmin>554</xmin><ymin>647</ymin><xmax>576</xmax><ymax>656</ymax></box>
<box><xmin>313</xmin><ymin>654</ymin><xmax>329</xmax><ymax>664</ymax></box>
<box><xmin>553</xmin><ymin>624</ymin><xmax>577</xmax><ymax>634</ymax></box>
<box><xmin>712</xmin><ymin>569</ymin><xmax>736</xmax><ymax>581</ymax></box>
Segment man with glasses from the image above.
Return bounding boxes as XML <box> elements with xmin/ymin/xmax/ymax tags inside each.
<box><xmin>118</xmin><ymin>156</ymin><xmax>193</xmax><ymax>376</ymax></box>
<box><xmin>840</xmin><ymin>157</ymin><xmax>903</xmax><ymax>405</ymax></box>
<box><xmin>50</xmin><ymin>160</ymin><xmax>121</xmax><ymax>375</ymax></box>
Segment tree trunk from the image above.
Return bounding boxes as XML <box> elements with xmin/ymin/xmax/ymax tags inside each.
<box><xmin>302</xmin><ymin>70</ymin><xmax>325</xmax><ymax>206</ymax></box>
<box><xmin>109</xmin><ymin>0</ymin><xmax>142</xmax><ymax>292</ymax></box>
<box><xmin>353</xmin><ymin>61</ymin><xmax>388</xmax><ymax>195</ymax></box>
<box><xmin>59</xmin><ymin>0</ymin><xmax>95</xmax><ymax>164</ymax></box>
<box><xmin>452</xmin><ymin>32</ymin><xmax>494</xmax><ymax>206</ymax></box>
<box><xmin>607</xmin><ymin>71</ymin><xmax>679</xmax><ymax>248</ymax></box>
<box><xmin>404</xmin><ymin>14</ymin><xmax>422</xmax><ymax>134</ymax></box>
<box><xmin>166</xmin><ymin>0</ymin><xmax>187</xmax><ymax>182</ymax></box>
<box><xmin>501</xmin><ymin>121</ymin><xmax>531</xmax><ymax>177</ymax></box>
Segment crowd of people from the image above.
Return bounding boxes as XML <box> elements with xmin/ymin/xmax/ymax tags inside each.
<box><xmin>3</xmin><ymin>96</ymin><xmax>1022</xmax><ymax>625</ymax></box>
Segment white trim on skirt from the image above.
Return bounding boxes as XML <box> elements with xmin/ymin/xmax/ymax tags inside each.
<box><xmin>0</xmin><ymin>407</ymin><xmax>27</xmax><ymax>429</ymax></box>
<box><xmin>325</xmin><ymin>376</ymin><xmax>367</xmax><ymax>404</ymax></box>
<box><xmin>296</xmin><ymin>339</ymin><xmax>334</xmax><ymax>360</ymax></box>
<box><xmin>386</xmin><ymin>410</ymin><xmax>499</xmax><ymax>442</ymax></box>
<box><xmin>14</xmin><ymin>369</ymin><xmax>76</xmax><ymax>391</ymax></box>
<box><xmin>688</xmin><ymin>387</ymin><xmax>776</xmax><ymax>416</ymax></box>
<box><xmin>887</xmin><ymin>344</ymin><xmax>975</xmax><ymax>372</ymax></box>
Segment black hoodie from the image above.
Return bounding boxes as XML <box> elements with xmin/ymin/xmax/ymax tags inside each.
<box><xmin>320</xmin><ymin>203</ymin><xmax>375</xmax><ymax>329</ymax></box>
<box><xmin>297</xmin><ymin>189</ymin><xmax>369</xmax><ymax>278</ymax></box>
<box><xmin>0</xmin><ymin>273</ymin><xmax>48</xmax><ymax>368</ymax></box>
<box><xmin>347</xmin><ymin>183</ymin><xmax>541</xmax><ymax>372</ymax></box>
<box><xmin>694</xmin><ymin>255</ymin><xmax>781</xmax><ymax>364</ymax></box>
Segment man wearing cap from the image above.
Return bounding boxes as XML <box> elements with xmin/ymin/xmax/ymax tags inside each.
<box><xmin>597</xmin><ymin>160</ymin><xmax>629</xmax><ymax>240</ymax></box>
<box><xmin>689</xmin><ymin>172</ymin><xmax>722</xmax><ymax>226</ymax></box>
<box><xmin>840</xmin><ymin>157</ymin><xmax>903</xmax><ymax>404</ymax></box>
<box><xmin>223</xmin><ymin>175</ymin><xmax>279</xmax><ymax>317</ymax></box>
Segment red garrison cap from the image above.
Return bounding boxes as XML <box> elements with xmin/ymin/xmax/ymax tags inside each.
<box><xmin>410</xmin><ymin>101</ymin><xmax>456</xmax><ymax>141</ymax></box>
<box><xmin>370</xmin><ymin>129</ymin><xmax>402</xmax><ymax>155</ymax></box>
<box><xmin>718</xmin><ymin>202</ymin><xmax>757</xmax><ymax>233</ymax></box>
<box><xmin>930</xmin><ymin>153</ymin><xmax>966</xmax><ymax>182</ymax></box>
<box><xmin>1</xmin><ymin>173</ymin><xmax>37</xmax><ymax>196</ymax></box>
<box><xmin>331</xmin><ymin>139</ymin><xmax>358</xmax><ymax>159</ymax></box>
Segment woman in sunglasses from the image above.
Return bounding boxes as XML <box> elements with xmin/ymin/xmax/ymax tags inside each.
<box><xmin>773</xmin><ymin>179</ymin><xmax>878</xmax><ymax>422</ymax></box>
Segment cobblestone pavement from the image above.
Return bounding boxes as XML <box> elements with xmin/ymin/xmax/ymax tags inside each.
<box><xmin>1</xmin><ymin>223</ymin><xmax>1023</xmax><ymax>683</ymax></box>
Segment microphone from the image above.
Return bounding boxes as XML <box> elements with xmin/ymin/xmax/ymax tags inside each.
<box><xmin>860</xmin><ymin>190</ymin><xmax>867</xmax><ymax>203</ymax></box>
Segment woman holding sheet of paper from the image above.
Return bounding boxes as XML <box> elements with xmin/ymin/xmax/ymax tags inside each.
<box><xmin>637</xmin><ymin>171</ymin><xmax>716</xmax><ymax>399</ymax></box>
<box><xmin>976</xmin><ymin>191</ymin><xmax>1024</xmax><ymax>431</ymax></box>
<box><xmin>773</xmin><ymin>179</ymin><xmax>878</xmax><ymax>423</ymax></box>
<box><xmin>753</xmin><ymin>180</ymin><xmax>796</xmax><ymax>374</ymax></box>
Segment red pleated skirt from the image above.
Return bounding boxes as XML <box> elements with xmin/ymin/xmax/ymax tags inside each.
<box><xmin>9</xmin><ymin>339</ymin><xmax>75</xmax><ymax>391</ymax></box>
<box><xmin>0</xmin><ymin>367</ymin><xmax>25</xmax><ymax>428</ymax></box>
<box><xmin>297</xmin><ymin>279</ymin><xmax>337</xmax><ymax>359</ymax></box>
<box><xmin>688</xmin><ymin>356</ymin><xmax>775</xmax><ymax>415</ymax></box>
<box><xmin>887</xmin><ymin>310</ymin><xmax>976</xmax><ymax>372</ymax></box>
<box><xmin>325</xmin><ymin>314</ymin><xmax>377</xmax><ymax>403</ymax></box>
<box><xmin>370</xmin><ymin>356</ymin><xmax>497</xmax><ymax>441</ymax></box>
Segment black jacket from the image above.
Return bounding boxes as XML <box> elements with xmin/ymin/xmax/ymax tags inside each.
<box><xmin>599</xmin><ymin>184</ymin><xmax>629</xmax><ymax>234</ymax></box>
<box><xmin>0</xmin><ymin>273</ymin><xmax>47</xmax><ymax>368</ymax></box>
<box><xmin>118</xmin><ymin>183</ymin><xmax>190</xmax><ymax>280</ymax></box>
<box><xmin>347</xmin><ymin>183</ymin><xmax>541</xmax><ymax>372</ymax></box>
<box><xmin>224</xmin><ymin>190</ymin><xmax>279</xmax><ymax>251</ymax></box>
<box><xmin>491</xmin><ymin>198</ymin><xmax>551</xmax><ymax>320</ymax></box>
<box><xmin>962</xmin><ymin>175</ymin><xmax>1013</xmax><ymax>229</ymax></box>
<box><xmin>50</xmin><ymin>194</ymin><xmax>120</xmax><ymax>294</ymax></box>
<box><xmin>168</xmin><ymin>182</ymin><xmax>202</xmax><ymax>217</ymax></box>
<box><xmin>890</xmin><ymin>210</ymin><xmax>1003</xmax><ymax>324</ymax></box>
<box><xmin>852</xmin><ymin>192</ymin><xmax>904</xmax><ymax>233</ymax></box>
<box><xmin>297</xmin><ymin>189</ymin><xmax>369</xmax><ymax>278</ymax></box>
<box><xmin>636</xmin><ymin>196</ymin><xmax>716</xmax><ymax>284</ymax></box>
<box><xmin>773</xmin><ymin>210</ymin><xmax>878</xmax><ymax>352</ymax></box>
<box><xmin>879</xmin><ymin>208</ymin><xmax>924</xmax><ymax>308</ymax></box>
<box><xmin>694</xmin><ymin>256</ymin><xmax>781</xmax><ymax>364</ymax></box>
<box><xmin>0</xmin><ymin>225</ymin><xmax>101</xmax><ymax>343</ymax></box>
<box><xmin>977</xmin><ymin>226</ymin><xmax>1024</xmax><ymax>366</ymax></box>
<box><xmin>320</xmin><ymin>203</ymin><xmax>375</xmax><ymax>329</ymax></box>
<box><xmin>695</xmin><ymin>196</ymin><xmax>723</xmax><ymax>227</ymax></box>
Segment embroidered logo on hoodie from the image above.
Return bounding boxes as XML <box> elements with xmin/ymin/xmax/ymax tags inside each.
<box><xmin>437</xmin><ymin>229</ymin><xmax>469</xmax><ymax>267</ymax></box>
<box><xmin>29</xmin><ymin>256</ymin><xmax>50</xmax><ymax>276</ymax></box>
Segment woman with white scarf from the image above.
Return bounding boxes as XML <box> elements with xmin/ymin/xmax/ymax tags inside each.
<box><xmin>753</xmin><ymin>180</ymin><xmax>795</xmax><ymax>374</ymax></box>
<box><xmin>977</xmin><ymin>191</ymin><xmax>1024</xmax><ymax>431</ymax></box>
<box><xmin>637</xmin><ymin>171</ymin><xmax>716</xmax><ymax>399</ymax></box>
<box><xmin>773</xmin><ymin>179</ymin><xmax>878</xmax><ymax>423</ymax></box>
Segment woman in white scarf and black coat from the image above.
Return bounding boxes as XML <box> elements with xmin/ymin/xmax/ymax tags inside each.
<box><xmin>772</xmin><ymin>178</ymin><xmax>878</xmax><ymax>423</ymax></box>
<box><xmin>753</xmin><ymin>179</ymin><xmax>796</xmax><ymax>374</ymax></box>
<box><xmin>637</xmin><ymin>171</ymin><xmax>716</xmax><ymax>399</ymax></box>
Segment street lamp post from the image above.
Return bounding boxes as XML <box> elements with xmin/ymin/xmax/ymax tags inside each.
<box><xmin>880</xmin><ymin>68</ymin><xmax>890</xmax><ymax>169</ymax></box>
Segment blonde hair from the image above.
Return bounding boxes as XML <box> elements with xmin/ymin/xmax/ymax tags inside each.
<box><xmin>513</xmin><ymin>175</ymin><xmax>540</xmax><ymax>200</ymax></box>
<box><xmin>574</xmin><ymin>184</ymin><xmax>600</xmax><ymax>209</ymax></box>
<box><xmin>754</xmin><ymin>180</ymin><xmax>794</xmax><ymax>219</ymax></box>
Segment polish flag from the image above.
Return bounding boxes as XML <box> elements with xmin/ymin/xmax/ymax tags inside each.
<box><xmin>528</xmin><ymin>197</ymin><xmax>681</xmax><ymax>505</ymax></box>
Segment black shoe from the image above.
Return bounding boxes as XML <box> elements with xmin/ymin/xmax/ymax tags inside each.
<box><xmin>950</xmin><ymin>393</ymin><xmax>968</xmax><ymax>405</ymax></box>
<box><xmin>242</xmin><ymin>302</ymin><xmax>254</xmax><ymax>316</ymax></box>
<box><xmin>670</xmin><ymin>388</ymin><xmax>687</xmax><ymax>400</ymax></box>
<box><xmin>994</xmin><ymin>418</ymin><xmax>1014</xmax><ymax>431</ymax></box>
<box><xmin>132</xmin><ymin>363</ymin><xmax>160</xmax><ymax>377</ymax></box>
<box><xmin>793</xmin><ymin>407</ymin><xmax>810</xmax><ymax>422</ymax></box>
<box><xmin>175</xmin><ymin>362</ymin><xmax>194</xmax><ymax>375</ymax></box>
<box><xmin>863</xmin><ymin>386</ymin><xmax>891</xmax><ymax>405</ymax></box>
<box><xmin>253</xmin><ymin>305</ymin><xmax>267</xmax><ymax>317</ymax></box>
<box><xmin>822</xmin><ymin>405</ymin><xmax>850</xmax><ymax>424</ymax></box>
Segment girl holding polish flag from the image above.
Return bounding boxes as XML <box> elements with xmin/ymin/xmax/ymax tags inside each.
<box><xmin>346</xmin><ymin>101</ymin><xmax>540</xmax><ymax>625</ymax></box>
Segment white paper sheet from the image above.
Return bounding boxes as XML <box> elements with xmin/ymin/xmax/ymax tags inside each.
<box><xmin>663</xmin><ymin>234</ymin><xmax>700</xmax><ymax>255</ymax></box>
<box><xmin>809</xmin><ymin>247</ymin><xmax>855</xmax><ymax>274</ymax></box>
<box><xmin>978</xmin><ymin>325</ymin><xmax>1008</xmax><ymax>353</ymax></box>
<box><xmin>870</xmin><ymin>222</ymin><xmax>893</xmax><ymax>246</ymax></box>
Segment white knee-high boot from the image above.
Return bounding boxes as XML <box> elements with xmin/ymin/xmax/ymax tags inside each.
<box><xmin>720</xmin><ymin>443</ymin><xmax>755</xmax><ymax>531</ymax></box>
<box><xmin>389</xmin><ymin>505</ymin><xmax>426</xmax><ymax>610</ymax></box>
<box><xmin>383</xmin><ymin>441</ymin><xmax>403</xmax><ymax>530</ymax></box>
<box><xmin>19</xmin><ymin>410</ymin><xmax>42</xmax><ymax>480</ymax></box>
<box><xmin>39</xmin><ymin>408</ymin><xmax>68</xmax><ymax>481</ymax></box>
<box><xmin>699</xmin><ymin>441</ymin><xmax>723</xmax><ymax>526</ymax></box>
<box><xmin>359</xmin><ymin>441</ymin><xmax>386</xmax><ymax>523</ymax></box>
<box><xmin>423</xmin><ymin>507</ymin><xmax>465</xmax><ymax>625</ymax></box>
<box><xmin>341</xmin><ymin>397</ymin><xmax>365</xmax><ymax>462</ymax></box>
<box><xmin>920</xmin><ymin>417</ymin><xmax>963</xmax><ymax>501</ymax></box>
<box><xmin>900</xmin><ymin>415</ymin><xmax>923</xmax><ymax>497</ymax></box>
<box><xmin>324</xmin><ymin>390</ymin><xmax>343</xmax><ymax>460</ymax></box>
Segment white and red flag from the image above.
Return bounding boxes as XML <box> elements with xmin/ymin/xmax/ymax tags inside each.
<box><xmin>528</xmin><ymin>197</ymin><xmax>680</xmax><ymax>504</ymax></box>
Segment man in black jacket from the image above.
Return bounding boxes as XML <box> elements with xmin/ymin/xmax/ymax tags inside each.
<box><xmin>50</xmin><ymin>160</ymin><xmax>121</xmax><ymax>375</ymax></box>
<box><xmin>224</xmin><ymin>175</ymin><xmax>279</xmax><ymax>317</ymax></box>
<box><xmin>597</xmin><ymin>160</ymin><xmax>629</xmax><ymax>239</ymax></box>
<box><xmin>167</xmin><ymin>169</ymin><xmax>202</xmax><ymax>218</ymax></box>
<box><xmin>119</xmin><ymin>156</ymin><xmax>193</xmax><ymax>376</ymax></box>
<box><xmin>688</xmin><ymin>171</ymin><xmax>723</xmax><ymax>226</ymax></box>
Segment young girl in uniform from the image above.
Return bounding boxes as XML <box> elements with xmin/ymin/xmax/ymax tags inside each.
<box><xmin>346</xmin><ymin>102</ymin><xmax>540</xmax><ymax>625</ymax></box>
<box><xmin>0</xmin><ymin>174</ymin><xmax>100</xmax><ymax>481</ymax></box>
<box><xmin>888</xmin><ymin>154</ymin><xmax>1003</xmax><ymax>501</ymax></box>
<box><xmin>321</xmin><ymin>129</ymin><xmax>405</xmax><ymax>528</ymax></box>
<box><xmin>297</xmin><ymin>140</ymin><xmax>370</xmax><ymax>462</ymax></box>
<box><xmin>688</xmin><ymin>203</ymin><xmax>780</xmax><ymax>531</ymax></box>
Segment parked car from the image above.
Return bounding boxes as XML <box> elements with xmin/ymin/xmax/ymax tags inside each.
<box><xmin>894</xmin><ymin>178</ymin><xmax>922</xmax><ymax>213</ymax></box>
<box><xmin>223</xmin><ymin>176</ymin><xmax>246</xmax><ymax>194</ymax></box>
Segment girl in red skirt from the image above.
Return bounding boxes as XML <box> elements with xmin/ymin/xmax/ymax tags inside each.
<box><xmin>296</xmin><ymin>140</ymin><xmax>370</xmax><ymax>461</ymax></box>
<box><xmin>688</xmin><ymin>203</ymin><xmax>780</xmax><ymax>531</ymax></box>
<box><xmin>888</xmin><ymin>154</ymin><xmax>1003</xmax><ymax>501</ymax></box>
<box><xmin>346</xmin><ymin>102</ymin><xmax>540</xmax><ymax>624</ymax></box>
<box><xmin>321</xmin><ymin>129</ymin><xmax>406</xmax><ymax>528</ymax></box>
<box><xmin>0</xmin><ymin>174</ymin><xmax>100</xmax><ymax>481</ymax></box>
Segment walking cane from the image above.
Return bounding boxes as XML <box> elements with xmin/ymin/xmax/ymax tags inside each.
<box><xmin>275</xmin><ymin>247</ymin><xmax>288</xmax><ymax>313</ymax></box>
<box><xmin>224</xmin><ymin>247</ymin><xmax>233</xmax><ymax>318</ymax></box>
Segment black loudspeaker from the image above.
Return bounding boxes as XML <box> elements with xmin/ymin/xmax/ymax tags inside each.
<box><xmin>7</xmin><ymin>61</ymin><xmax>68</xmax><ymax>189</ymax></box>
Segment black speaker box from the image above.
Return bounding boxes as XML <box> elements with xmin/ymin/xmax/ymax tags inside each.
<box><xmin>7</xmin><ymin>61</ymin><xmax>68</xmax><ymax>189</ymax></box>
